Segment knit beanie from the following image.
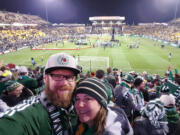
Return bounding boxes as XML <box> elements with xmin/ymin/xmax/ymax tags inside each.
<box><xmin>75</xmin><ymin>77</ymin><xmax>108</xmax><ymax>109</ymax></box>
<box><xmin>5</xmin><ymin>80</ymin><xmax>21</xmax><ymax>92</ymax></box>
<box><xmin>160</xmin><ymin>94</ymin><xmax>175</xmax><ymax>107</ymax></box>
<box><xmin>123</xmin><ymin>74</ymin><xmax>134</xmax><ymax>83</ymax></box>
<box><xmin>141</xmin><ymin>99</ymin><xmax>167</xmax><ymax>128</ymax></box>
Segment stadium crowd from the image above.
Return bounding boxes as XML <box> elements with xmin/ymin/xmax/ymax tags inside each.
<box><xmin>0</xmin><ymin>11</ymin><xmax>180</xmax><ymax>135</ymax></box>
<box><xmin>0</xmin><ymin>11</ymin><xmax>49</xmax><ymax>24</ymax></box>
<box><xmin>123</xmin><ymin>24</ymin><xmax>180</xmax><ymax>43</ymax></box>
<box><xmin>0</xmin><ymin>53</ymin><xmax>180</xmax><ymax>135</ymax></box>
<box><xmin>0</xmin><ymin>26</ymin><xmax>86</xmax><ymax>53</ymax></box>
<box><xmin>0</xmin><ymin>11</ymin><xmax>180</xmax><ymax>54</ymax></box>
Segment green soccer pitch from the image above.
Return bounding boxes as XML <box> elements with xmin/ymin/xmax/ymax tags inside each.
<box><xmin>1</xmin><ymin>35</ymin><xmax>180</xmax><ymax>76</ymax></box>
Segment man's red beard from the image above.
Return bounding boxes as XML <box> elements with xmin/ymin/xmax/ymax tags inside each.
<box><xmin>45</xmin><ymin>80</ymin><xmax>74</xmax><ymax>108</ymax></box>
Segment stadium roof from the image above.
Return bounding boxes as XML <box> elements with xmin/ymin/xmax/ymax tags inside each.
<box><xmin>89</xmin><ymin>16</ymin><xmax>125</xmax><ymax>21</ymax></box>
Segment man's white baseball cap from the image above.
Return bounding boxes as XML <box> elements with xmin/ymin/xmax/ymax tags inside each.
<box><xmin>45</xmin><ymin>53</ymin><xmax>80</xmax><ymax>75</ymax></box>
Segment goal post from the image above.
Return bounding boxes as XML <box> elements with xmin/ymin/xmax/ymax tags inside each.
<box><xmin>76</xmin><ymin>56</ymin><xmax>109</xmax><ymax>72</ymax></box>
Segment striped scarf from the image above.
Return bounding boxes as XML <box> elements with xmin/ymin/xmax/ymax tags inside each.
<box><xmin>75</xmin><ymin>123</ymin><xmax>95</xmax><ymax>135</ymax></box>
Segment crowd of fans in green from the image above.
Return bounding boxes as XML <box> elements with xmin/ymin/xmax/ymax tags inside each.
<box><xmin>0</xmin><ymin>56</ymin><xmax>180</xmax><ymax>134</ymax></box>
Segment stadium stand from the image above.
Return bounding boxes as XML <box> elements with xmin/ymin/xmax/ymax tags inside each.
<box><xmin>123</xmin><ymin>21</ymin><xmax>180</xmax><ymax>43</ymax></box>
<box><xmin>0</xmin><ymin>10</ymin><xmax>180</xmax><ymax>135</ymax></box>
<box><xmin>0</xmin><ymin>11</ymin><xmax>49</xmax><ymax>24</ymax></box>
<box><xmin>0</xmin><ymin>11</ymin><xmax>180</xmax><ymax>53</ymax></box>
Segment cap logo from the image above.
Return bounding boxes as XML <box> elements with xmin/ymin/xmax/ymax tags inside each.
<box><xmin>57</xmin><ymin>55</ymin><xmax>69</xmax><ymax>65</ymax></box>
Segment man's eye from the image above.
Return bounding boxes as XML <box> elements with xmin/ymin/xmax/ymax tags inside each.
<box><xmin>53</xmin><ymin>74</ymin><xmax>62</xmax><ymax>78</ymax></box>
<box><xmin>66</xmin><ymin>76</ymin><xmax>75</xmax><ymax>80</ymax></box>
<box><xmin>75</xmin><ymin>98</ymin><xmax>80</xmax><ymax>101</ymax></box>
<box><xmin>53</xmin><ymin>75</ymin><xmax>62</xmax><ymax>78</ymax></box>
<box><xmin>65</xmin><ymin>76</ymin><xmax>70</xmax><ymax>79</ymax></box>
<box><xmin>85</xmin><ymin>98</ymin><xmax>92</xmax><ymax>101</ymax></box>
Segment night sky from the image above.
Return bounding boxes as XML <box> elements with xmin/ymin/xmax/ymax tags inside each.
<box><xmin>1</xmin><ymin>0</ymin><xmax>180</xmax><ymax>24</ymax></box>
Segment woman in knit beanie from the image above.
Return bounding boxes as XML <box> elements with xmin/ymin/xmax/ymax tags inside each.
<box><xmin>0</xmin><ymin>80</ymin><xmax>33</xmax><ymax>107</ymax></box>
<box><xmin>74</xmin><ymin>77</ymin><xmax>133</xmax><ymax>135</ymax></box>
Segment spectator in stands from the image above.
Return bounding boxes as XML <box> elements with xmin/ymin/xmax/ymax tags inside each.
<box><xmin>114</xmin><ymin>82</ymin><xmax>137</xmax><ymax>123</ymax></box>
<box><xmin>11</xmin><ymin>68</ymin><xmax>19</xmax><ymax>81</ymax></box>
<box><xmin>121</xmin><ymin>74</ymin><xmax>136</xmax><ymax>99</ymax></box>
<box><xmin>96</xmin><ymin>69</ymin><xmax>113</xmax><ymax>103</ymax></box>
<box><xmin>106</xmin><ymin>67</ymin><xmax>112</xmax><ymax>76</ymax></box>
<box><xmin>160</xmin><ymin>94</ymin><xmax>179</xmax><ymax>135</ymax></box>
<box><xmin>121</xmin><ymin>74</ymin><xmax>135</xmax><ymax>90</ymax></box>
<box><xmin>112</xmin><ymin>68</ymin><xmax>120</xmax><ymax>85</ymax></box>
<box><xmin>151</xmin><ymin>78</ymin><xmax>162</xmax><ymax>98</ymax></box>
<box><xmin>0</xmin><ymin>53</ymin><xmax>80</xmax><ymax>135</ymax></box>
<box><xmin>133</xmin><ymin>100</ymin><xmax>169</xmax><ymax>135</ymax></box>
<box><xmin>160</xmin><ymin>85</ymin><xmax>174</xmax><ymax>98</ymax></box>
<box><xmin>0</xmin><ymin>80</ymin><xmax>33</xmax><ymax>107</ymax></box>
<box><xmin>96</xmin><ymin>69</ymin><xmax>105</xmax><ymax>80</ymax></box>
<box><xmin>0</xmin><ymin>66</ymin><xmax>12</xmax><ymax>79</ymax></box>
<box><xmin>74</xmin><ymin>77</ymin><xmax>133</xmax><ymax>135</ymax></box>
<box><xmin>33</xmin><ymin>66</ymin><xmax>44</xmax><ymax>88</ymax></box>
<box><xmin>105</xmin><ymin>75</ymin><xmax>116</xmax><ymax>89</ymax></box>
<box><xmin>133</xmin><ymin>78</ymin><xmax>145</xmax><ymax>116</ymax></box>
<box><xmin>17</xmin><ymin>66</ymin><xmax>38</xmax><ymax>94</ymax></box>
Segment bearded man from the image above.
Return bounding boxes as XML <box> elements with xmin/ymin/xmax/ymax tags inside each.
<box><xmin>0</xmin><ymin>53</ymin><xmax>80</xmax><ymax>135</ymax></box>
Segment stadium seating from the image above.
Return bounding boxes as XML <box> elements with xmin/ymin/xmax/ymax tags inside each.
<box><xmin>0</xmin><ymin>10</ymin><xmax>180</xmax><ymax>53</ymax></box>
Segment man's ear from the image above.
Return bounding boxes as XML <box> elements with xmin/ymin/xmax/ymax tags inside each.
<box><xmin>43</xmin><ymin>74</ymin><xmax>47</xmax><ymax>83</ymax></box>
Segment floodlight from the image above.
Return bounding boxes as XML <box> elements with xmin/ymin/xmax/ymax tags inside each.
<box><xmin>153</xmin><ymin>0</ymin><xmax>179</xmax><ymax>19</ymax></box>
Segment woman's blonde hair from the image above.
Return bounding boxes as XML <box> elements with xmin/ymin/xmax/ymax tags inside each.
<box><xmin>94</xmin><ymin>106</ymin><xmax>107</xmax><ymax>135</ymax></box>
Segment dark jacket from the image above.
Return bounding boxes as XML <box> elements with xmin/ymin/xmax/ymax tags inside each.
<box><xmin>133</xmin><ymin>116</ymin><xmax>168</xmax><ymax>135</ymax></box>
<box><xmin>114</xmin><ymin>85</ymin><xmax>137</xmax><ymax>119</ymax></box>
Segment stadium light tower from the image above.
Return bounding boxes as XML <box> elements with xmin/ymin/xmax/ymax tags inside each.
<box><xmin>45</xmin><ymin>0</ymin><xmax>48</xmax><ymax>22</ymax></box>
<box><xmin>44</xmin><ymin>0</ymin><xmax>54</xmax><ymax>22</ymax></box>
<box><xmin>153</xmin><ymin>0</ymin><xmax>179</xmax><ymax>20</ymax></box>
<box><xmin>174</xmin><ymin>0</ymin><xmax>179</xmax><ymax>20</ymax></box>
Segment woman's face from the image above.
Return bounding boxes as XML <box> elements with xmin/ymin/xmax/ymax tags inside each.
<box><xmin>8</xmin><ymin>85</ymin><xmax>23</xmax><ymax>97</ymax></box>
<box><xmin>75</xmin><ymin>93</ymin><xmax>101</xmax><ymax>127</ymax></box>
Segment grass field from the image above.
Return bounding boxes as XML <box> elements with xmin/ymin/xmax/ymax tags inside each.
<box><xmin>1</xmin><ymin>35</ymin><xmax>180</xmax><ymax>76</ymax></box>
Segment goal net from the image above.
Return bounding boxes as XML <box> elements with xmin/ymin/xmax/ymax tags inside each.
<box><xmin>76</xmin><ymin>56</ymin><xmax>109</xmax><ymax>72</ymax></box>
